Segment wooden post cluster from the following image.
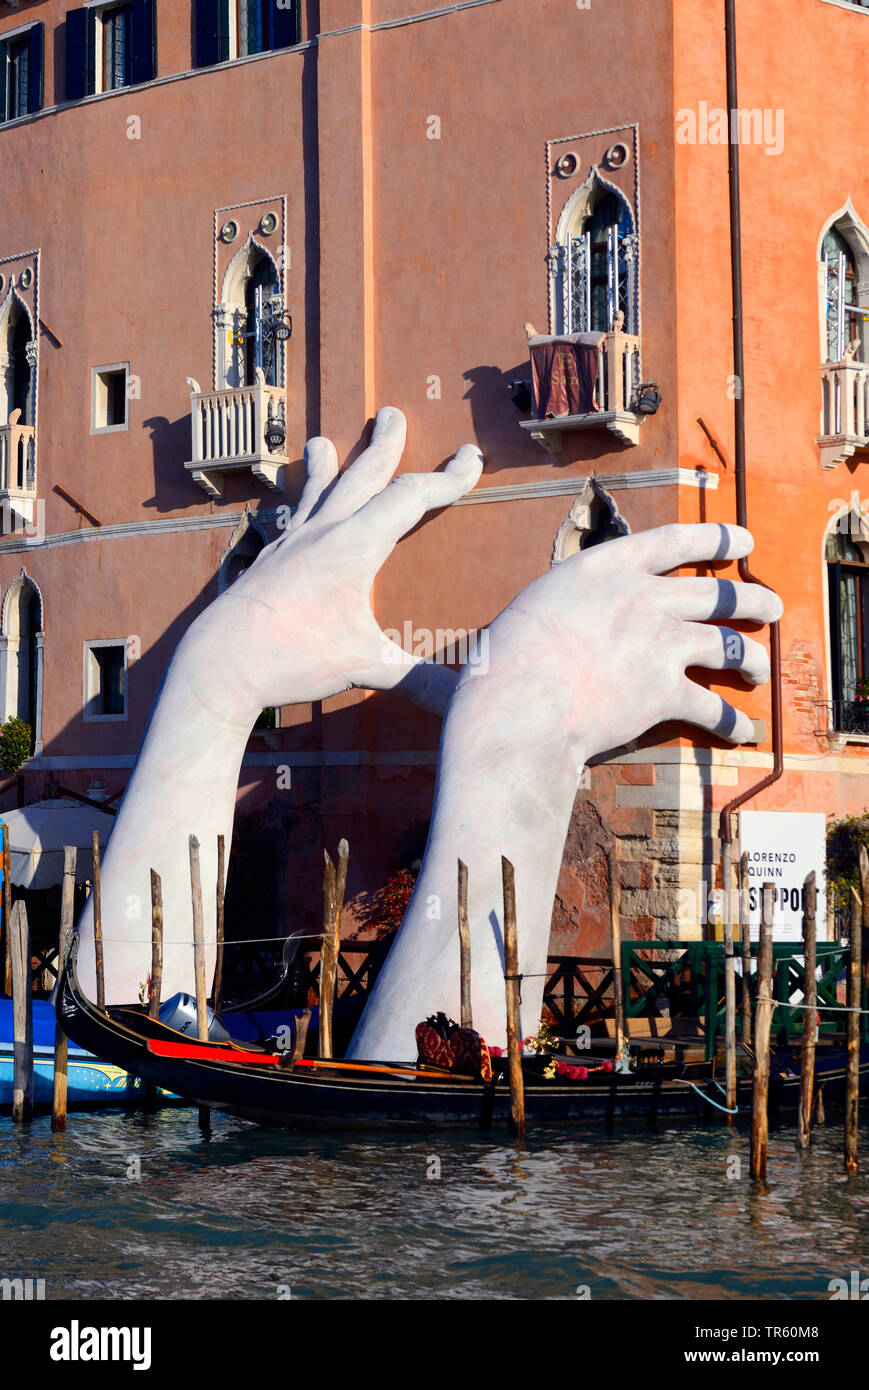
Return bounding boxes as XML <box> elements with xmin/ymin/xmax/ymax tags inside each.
<box><xmin>457</xmin><ymin>858</ymin><xmax>472</xmax><ymax>1029</ymax></box>
<box><xmin>796</xmin><ymin>871</ymin><xmax>817</xmax><ymax>1153</ymax></box>
<box><xmin>10</xmin><ymin>898</ymin><xmax>32</xmax><ymax>1123</ymax></box>
<box><xmin>750</xmin><ymin>882</ymin><xmax>775</xmax><ymax>1181</ymax></box>
<box><xmin>319</xmin><ymin>839</ymin><xmax>349</xmax><ymax>1061</ymax></box>
<box><xmin>502</xmin><ymin>855</ymin><xmax>525</xmax><ymax>1140</ymax></box>
<box><xmin>51</xmin><ymin>845</ymin><xmax>77</xmax><ymax>1131</ymax></box>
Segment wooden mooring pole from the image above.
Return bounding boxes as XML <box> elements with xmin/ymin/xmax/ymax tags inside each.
<box><xmin>457</xmin><ymin>858</ymin><xmax>472</xmax><ymax>1028</ymax></box>
<box><xmin>845</xmin><ymin>861</ymin><xmax>865</xmax><ymax>1174</ymax></box>
<box><xmin>722</xmin><ymin>838</ymin><xmax>737</xmax><ymax>1120</ymax></box>
<box><xmin>739</xmin><ymin>850</ymin><xmax>752</xmax><ymax>1047</ymax></box>
<box><xmin>2</xmin><ymin>823</ymin><xmax>12</xmax><ymax>998</ymax></box>
<box><xmin>213</xmin><ymin>833</ymin><xmax>225</xmax><ymax>1013</ymax></box>
<box><xmin>607</xmin><ymin>845</ymin><xmax>627</xmax><ymax>1068</ymax></box>
<box><xmin>502</xmin><ymin>855</ymin><xmax>525</xmax><ymax>1140</ymax></box>
<box><xmin>796</xmin><ymin>871</ymin><xmax>817</xmax><ymax>1153</ymax></box>
<box><xmin>11</xmin><ymin>899</ymin><xmax>32</xmax><ymax>1123</ymax></box>
<box><xmin>91</xmin><ymin>831</ymin><xmax>104</xmax><ymax>1012</ymax></box>
<box><xmin>148</xmin><ymin>869</ymin><xmax>163</xmax><ymax>1020</ymax></box>
<box><xmin>188</xmin><ymin>836</ymin><xmax>208</xmax><ymax>1043</ymax></box>
<box><xmin>751</xmin><ymin>882</ymin><xmax>775</xmax><ymax>1181</ymax></box>
<box><xmin>52</xmin><ymin>845</ymin><xmax>77</xmax><ymax>1132</ymax></box>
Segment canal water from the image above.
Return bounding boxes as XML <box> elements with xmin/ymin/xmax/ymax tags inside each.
<box><xmin>1</xmin><ymin>1108</ymin><xmax>868</xmax><ymax>1300</ymax></box>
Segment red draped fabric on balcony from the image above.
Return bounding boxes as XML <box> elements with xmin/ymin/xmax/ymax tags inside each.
<box><xmin>529</xmin><ymin>332</ymin><xmax>604</xmax><ymax>418</ymax></box>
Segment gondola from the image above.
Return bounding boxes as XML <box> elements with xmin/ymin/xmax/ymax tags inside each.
<box><xmin>57</xmin><ymin>935</ymin><xmax>867</xmax><ymax>1130</ymax></box>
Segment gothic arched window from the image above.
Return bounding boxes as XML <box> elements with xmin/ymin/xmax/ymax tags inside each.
<box><xmin>553</xmin><ymin>176</ymin><xmax>638</xmax><ymax>337</ymax></box>
<box><xmin>823</xmin><ymin>227</ymin><xmax>859</xmax><ymax>363</ymax></box>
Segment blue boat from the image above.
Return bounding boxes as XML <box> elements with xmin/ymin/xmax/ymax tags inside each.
<box><xmin>0</xmin><ymin>997</ymin><xmax>176</xmax><ymax>1109</ymax></box>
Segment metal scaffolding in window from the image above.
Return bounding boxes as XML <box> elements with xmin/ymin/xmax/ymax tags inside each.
<box><xmin>564</xmin><ymin>195</ymin><xmax>637</xmax><ymax>336</ymax></box>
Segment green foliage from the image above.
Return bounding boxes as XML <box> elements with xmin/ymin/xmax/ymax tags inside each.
<box><xmin>0</xmin><ymin>716</ymin><xmax>32</xmax><ymax>773</ymax></box>
<box><xmin>826</xmin><ymin>811</ymin><xmax>869</xmax><ymax>910</ymax></box>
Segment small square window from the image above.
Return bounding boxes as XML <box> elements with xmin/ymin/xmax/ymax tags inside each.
<box><xmin>84</xmin><ymin>640</ymin><xmax>127</xmax><ymax>721</ymax></box>
<box><xmin>92</xmin><ymin>363</ymin><xmax>129</xmax><ymax>433</ymax></box>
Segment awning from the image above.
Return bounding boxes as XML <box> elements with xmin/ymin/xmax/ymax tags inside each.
<box><xmin>0</xmin><ymin>799</ymin><xmax>115</xmax><ymax>890</ymax></box>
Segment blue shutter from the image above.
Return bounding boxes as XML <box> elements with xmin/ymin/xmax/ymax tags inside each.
<box><xmin>66</xmin><ymin>8</ymin><xmax>96</xmax><ymax>101</ymax></box>
<box><xmin>131</xmin><ymin>0</ymin><xmax>157</xmax><ymax>84</ymax></box>
<box><xmin>28</xmin><ymin>23</ymin><xmax>44</xmax><ymax>114</ymax></box>
<box><xmin>196</xmin><ymin>0</ymin><xmax>231</xmax><ymax>67</ymax></box>
<box><xmin>268</xmin><ymin>0</ymin><xmax>299</xmax><ymax>50</ymax></box>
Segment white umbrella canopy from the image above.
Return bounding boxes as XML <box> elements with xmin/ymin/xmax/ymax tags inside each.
<box><xmin>0</xmin><ymin>799</ymin><xmax>115</xmax><ymax>890</ymax></box>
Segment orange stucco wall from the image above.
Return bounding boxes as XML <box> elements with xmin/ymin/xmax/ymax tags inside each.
<box><xmin>0</xmin><ymin>0</ymin><xmax>866</xmax><ymax>956</ymax></box>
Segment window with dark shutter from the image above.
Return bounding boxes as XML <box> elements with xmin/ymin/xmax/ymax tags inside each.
<box><xmin>0</xmin><ymin>24</ymin><xmax>45</xmax><ymax>122</ymax></box>
<box><xmin>131</xmin><ymin>0</ymin><xmax>157</xmax><ymax>85</ymax></box>
<box><xmin>268</xmin><ymin>0</ymin><xmax>299</xmax><ymax>50</ymax></box>
<box><xmin>65</xmin><ymin>7</ymin><xmax>97</xmax><ymax>101</ymax></box>
<box><xmin>195</xmin><ymin>0</ymin><xmax>231</xmax><ymax>67</ymax></box>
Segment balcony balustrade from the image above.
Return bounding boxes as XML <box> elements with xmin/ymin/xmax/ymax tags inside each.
<box><xmin>0</xmin><ymin>409</ymin><xmax>36</xmax><ymax>500</ymax></box>
<box><xmin>817</xmin><ymin>357</ymin><xmax>869</xmax><ymax>469</ymax></box>
<box><xmin>184</xmin><ymin>368</ymin><xmax>288</xmax><ymax>497</ymax></box>
<box><xmin>520</xmin><ymin>323</ymin><xmax>643</xmax><ymax>454</ymax></box>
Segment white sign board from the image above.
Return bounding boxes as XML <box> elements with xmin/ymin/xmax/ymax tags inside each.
<box><xmin>738</xmin><ymin>811</ymin><xmax>827</xmax><ymax>942</ymax></box>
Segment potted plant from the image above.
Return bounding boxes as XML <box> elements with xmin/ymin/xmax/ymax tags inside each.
<box><xmin>0</xmin><ymin>716</ymin><xmax>33</xmax><ymax>774</ymax></box>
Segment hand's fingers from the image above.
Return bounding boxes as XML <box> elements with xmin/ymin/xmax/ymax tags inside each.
<box><xmin>677</xmin><ymin>678</ymin><xmax>757</xmax><ymax>744</ymax></box>
<box><xmin>311</xmin><ymin>407</ymin><xmax>407</xmax><ymax>527</ymax></box>
<box><xmin>615</xmin><ymin>523</ymin><xmax>755</xmax><ymax>575</ymax></box>
<box><xmin>353</xmin><ymin>641</ymin><xmax>460</xmax><ymax>716</ymax></box>
<box><xmin>335</xmin><ymin>445</ymin><xmax>484</xmax><ymax>561</ymax></box>
<box><xmin>289</xmin><ymin>436</ymin><xmax>339</xmax><ymax>531</ymax></box>
<box><xmin>655</xmin><ymin>576</ymin><xmax>783</xmax><ymax>624</ymax></box>
<box><xmin>681</xmin><ymin>623</ymin><xmax>771</xmax><ymax>686</ymax></box>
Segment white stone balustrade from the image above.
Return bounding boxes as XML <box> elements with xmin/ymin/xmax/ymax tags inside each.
<box><xmin>817</xmin><ymin>358</ymin><xmax>869</xmax><ymax>470</ymax></box>
<box><xmin>184</xmin><ymin>368</ymin><xmax>287</xmax><ymax>497</ymax></box>
<box><xmin>0</xmin><ymin>409</ymin><xmax>36</xmax><ymax>497</ymax></box>
<box><xmin>520</xmin><ymin>324</ymin><xmax>643</xmax><ymax>454</ymax></box>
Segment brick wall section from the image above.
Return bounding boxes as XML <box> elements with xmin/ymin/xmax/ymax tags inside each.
<box><xmin>782</xmin><ymin>640</ymin><xmax>825</xmax><ymax>742</ymax></box>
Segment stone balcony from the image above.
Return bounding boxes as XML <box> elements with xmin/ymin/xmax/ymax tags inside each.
<box><xmin>183</xmin><ymin>369</ymin><xmax>288</xmax><ymax>497</ymax></box>
<box><xmin>0</xmin><ymin>410</ymin><xmax>36</xmax><ymax>505</ymax></box>
<box><xmin>519</xmin><ymin>324</ymin><xmax>644</xmax><ymax>454</ymax></box>
<box><xmin>817</xmin><ymin>357</ymin><xmax>869</xmax><ymax>470</ymax></box>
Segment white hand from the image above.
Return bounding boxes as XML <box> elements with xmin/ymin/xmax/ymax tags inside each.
<box><xmin>350</xmin><ymin>523</ymin><xmax>782</xmax><ymax>1060</ymax></box>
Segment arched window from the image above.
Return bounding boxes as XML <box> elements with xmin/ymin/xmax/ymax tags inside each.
<box><xmin>8</xmin><ymin>303</ymin><xmax>32</xmax><ymax>425</ymax></box>
<box><xmin>552</xmin><ymin>174</ymin><xmax>638</xmax><ymax>337</ymax></box>
<box><xmin>0</xmin><ymin>292</ymin><xmax>35</xmax><ymax>429</ymax></box>
<box><xmin>218</xmin><ymin>241</ymin><xmax>281</xmax><ymax>390</ymax></box>
<box><xmin>0</xmin><ymin>571</ymin><xmax>43</xmax><ymax>752</ymax></box>
<box><xmin>823</xmin><ymin>227</ymin><xmax>858</xmax><ymax>363</ymax></box>
<box><xmin>552</xmin><ymin>478</ymin><xmax>630</xmax><ymax>565</ymax></box>
<box><xmin>218</xmin><ymin>508</ymin><xmax>266</xmax><ymax>593</ymax></box>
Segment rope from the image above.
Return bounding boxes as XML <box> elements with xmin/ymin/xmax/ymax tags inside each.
<box><xmin>768</xmin><ymin>998</ymin><xmax>869</xmax><ymax>1016</ymax></box>
<box><xmin>671</xmin><ymin>1077</ymin><xmax>739</xmax><ymax>1115</ymax></box>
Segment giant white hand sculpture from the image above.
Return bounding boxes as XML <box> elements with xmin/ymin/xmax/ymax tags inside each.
<box><xmin>76</xmin><ymin>409</ymin><xmax>482</xmax><ymax>1003</ymax></box>
<box><xmin>348</xmin><ymin>522</ymin><xmax>782</xmax><ymax>1060</ymax></box>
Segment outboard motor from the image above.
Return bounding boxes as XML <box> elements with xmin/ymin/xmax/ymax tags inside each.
<box><xmin>158</xmin><ymin>992</ymin><xmax>230</xmax><ymax>1043</ymax></box>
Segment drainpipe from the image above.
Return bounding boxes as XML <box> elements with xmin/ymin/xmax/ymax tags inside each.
<box><xmin>717</xmin><ymin>0</ymin><xmax>783</xmax><ymax>942</ymax></box>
